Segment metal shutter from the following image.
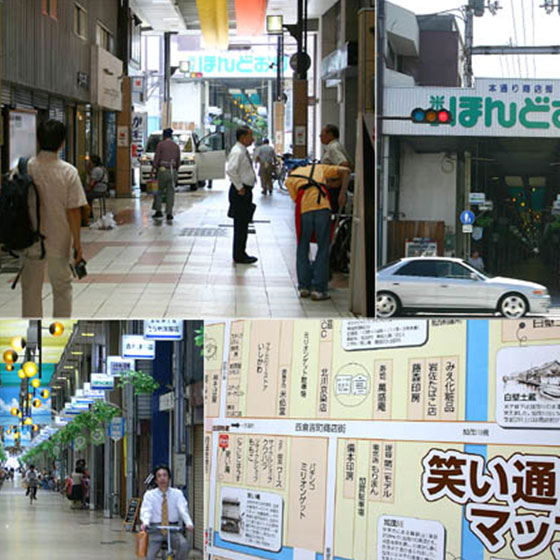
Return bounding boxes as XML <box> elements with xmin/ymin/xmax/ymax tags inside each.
<box><xmin>14</xmin><ymin>87</ymin><xmax>33</xmax><ymax>109</ymax></box>
<box><xmin>34</xmin><ymin>90</ymin><xmax>49</xmax><ymax>110</ymax></box>
<box><xmin>2</xmin><ymin>84</ymin><xmax>12</xmax><ymax>105</ymax></box>
<box><xmin>136</xmin><ymin>359</ymin><xmax>154</xmax><ymax>420</ymax></box>
<box><xmin>193</xmin><ymin>425</ymin><xmax>204</xmax><ymax>553</ymax></box>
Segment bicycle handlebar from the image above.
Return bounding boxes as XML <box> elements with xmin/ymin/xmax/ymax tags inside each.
<box><xmin>153</xmin><ymin>525</ymin><xmax>183</xmax><ymax>531</ymax></box>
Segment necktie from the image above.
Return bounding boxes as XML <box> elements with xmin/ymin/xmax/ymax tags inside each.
<box><xmin>161</xmin><ymin>492</ymin><xmax>168</xmax><ymax>536</ymax></box>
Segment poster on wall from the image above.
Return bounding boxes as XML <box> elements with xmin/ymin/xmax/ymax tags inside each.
<box><xmin>9</xmin><ymin>110</ymin><xmax>37</xmax><ymax>169</ymax></box>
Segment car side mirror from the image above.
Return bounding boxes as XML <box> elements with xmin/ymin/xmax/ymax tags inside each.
<box><xmin>198</xmin><ymin>144</ymin><xmax>209</xmax><ymax>153</ymax></box>
<box><xmin>470</xmin><ymin>272</ymin><xmax>479</xmax><ymax>281</ymax></box>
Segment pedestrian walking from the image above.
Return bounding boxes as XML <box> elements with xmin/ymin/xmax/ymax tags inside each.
<box><xmin>19</xmin><ymin>120</ymin><xmax>87</xmax><ymax>317</ymax></box>
<box><xmin>286</xmin><ymin>163</ymin><xmax>350</xmax><ymax>301</ymax></box>
<box><xmin>140</xmin><ymin>465</ymin><xmax>194</xmax><ymax>560</ymax></box>
<box><xmin>152</xmin><ymin>128</ymin><xmax>180</xmax><ymax>222</ymax></box>
<box><xmin>254</xmin><ymin>138</ymin><xmax>276</xmax><ymax>195</ymax></box>
<box><xmin>226</xmin><ymin>126</ymin><xmax>258</xmax><ymax>264</ymax></box>
<box><xmin>69</xmin><ymin>463</ymin><xmax>85</xmax><ymax>509</ymax></box>
<box><xmin>320</xmin><ymin>124</ymin><xmax>353</xmax><ymax>214</ymax></box>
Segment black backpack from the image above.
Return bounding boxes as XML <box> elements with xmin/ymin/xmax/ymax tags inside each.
<box><xmin>0</xmin><ymin>157</ymin><xmax>45</xmax><ymax>258</ymax></box>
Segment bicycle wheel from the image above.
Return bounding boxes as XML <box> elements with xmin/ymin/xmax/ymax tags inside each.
<box><xmin>331</xmin><ymin>218</ymin><xmax>352</xmax><ymax>273</ymax></box>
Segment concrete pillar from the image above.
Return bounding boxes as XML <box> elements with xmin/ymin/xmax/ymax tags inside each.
<box><xmin>116</xmin><ymin>77</ymin><xmax>132</xmax><ymax>197</ymax></box>
<box><xmin>292</xmin><ymin>79</ymin><xmax>308</xmax><ymax>158</ymax></box>
<box><xmin>319</xmin><ymin>4</ymin><xmax>339</xmax><ymax>150</ymax></box>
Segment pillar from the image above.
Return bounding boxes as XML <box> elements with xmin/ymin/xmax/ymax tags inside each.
<box><xmin>116</xmin><ymin>77</ymin><xmax>132</xmax><ymax>197</ymax></box>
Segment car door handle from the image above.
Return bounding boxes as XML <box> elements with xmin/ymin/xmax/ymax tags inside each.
<box><xmin>391</xmin><ymin>282</ymin><xmax>400</xmax><ymax>286</ymax></box>
<box><xmin>440</xmin><ymin>285</ymin><xmax>449</xmax><ymax>288</ymax></box>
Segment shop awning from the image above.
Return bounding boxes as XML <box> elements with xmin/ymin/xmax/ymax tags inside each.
<box><xmin>196</xmin><ymin>0</ymin><xmax>229</xmax><ymax>49</ymax></box>
<box><xmin>234</xmin><ymin>0</ymin><xmax>267</xmax><ymax>36</ymax></box>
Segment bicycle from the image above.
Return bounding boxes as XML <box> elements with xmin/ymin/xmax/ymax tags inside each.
<box><xmin>330</xmin><ymin>188</ymin><xmax>355</xmax><ymax>274</ymax></box>
<box><xmin>154</xmin><ymin>525</ymin><xmax>184</xmax><ymax>560</ymax></box>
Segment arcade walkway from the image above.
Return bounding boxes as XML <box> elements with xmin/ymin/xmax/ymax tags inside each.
<box><xmin>0</xmin><ymin>180</ymin><xmax>351</xmax><ymax>319</ymax></box>
<box><xmin>0</xmin><ymin>480</ymin><xmax>135</xmax><ymax>559</ymax></box>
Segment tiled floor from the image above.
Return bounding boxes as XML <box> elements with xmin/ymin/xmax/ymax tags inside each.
<box><xmin>0</xmin><ymin>480</ymin><xmax>200</xmax><ymax>559</ymax></box>
<box><xmin>0</xmin><ymin>180</ymin><xmax>352</xmax><ymax>318</ymax></box>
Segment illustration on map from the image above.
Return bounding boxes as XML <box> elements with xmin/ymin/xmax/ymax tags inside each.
<box><xmin>496</xmin><ymin>345</ymin><xmax>560</xmax><ymax>428</ymax></box>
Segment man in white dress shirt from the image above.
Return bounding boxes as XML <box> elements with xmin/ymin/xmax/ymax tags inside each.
<box><xmin>226</xmin><ymin>126</ymin><xmax>258</xmax><ymax>264</ymax></box>
<box><xmin>140</xmin><ymin>465</ymin><xmax>194</xmax><ymax>559</ymax></box>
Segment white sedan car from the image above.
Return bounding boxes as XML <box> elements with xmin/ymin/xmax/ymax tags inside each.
<box><xmin>376</xmin><ymin>257</ymin><xmax>550</xmax><ymax>318</ymax></box>
<box><xmin>140</xmin><ymin>131</ymin><xmax>225</xmax><ymax>189</ymax></box>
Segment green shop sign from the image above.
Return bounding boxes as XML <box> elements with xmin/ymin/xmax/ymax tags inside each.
<box><xmin>384</xmin><ymin>78</ymin><xmax>560</xmax><ymax>138</ymax></box>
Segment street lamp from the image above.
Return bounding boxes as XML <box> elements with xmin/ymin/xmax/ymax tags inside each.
<box><xmin>266</xmin><ymin>15</ymin><xmax>284</xmax><ymax>34</ymax></box>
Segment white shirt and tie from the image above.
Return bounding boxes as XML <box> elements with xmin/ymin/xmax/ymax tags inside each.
<box><xmin>226</xmin><ymin>142</ymin><xmax>256</xmax><ymax>191</ymax></box>
<box><xmin>140</xmin><ymin>487</ymin><xmax>194</xmax><ymax>528</ymax></box>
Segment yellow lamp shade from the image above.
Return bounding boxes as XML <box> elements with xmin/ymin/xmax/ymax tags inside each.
<box><xmin>17</xmin><ymin>370</ymin><xmax>26</xmax><ymax>379</ymax></box>
<box><xmin>41</xmin><ymin>389</ymin><xmax>50</xmax><ymax>399</ymax></box>
<box><xmin>31</xmin><ymin>379</ymin><xmax>41</xmax><ymax>389</ymax></box>
<box><xmin>32</xmin><ymin>424</ymin><xmax>39</xmax><ymax>432</ymax></box>
<box><xmin>6</xmin><ymin>428</ymin><xmax>11</xmax><ymax>435</ymax></box>
<box><xmin>18</xmin><ymin>412</ymin><xmax>22</xmax><ymax>418</ymax></box>
<box><xmin>24</xmin><ymin>417</ymin><xmax>33</xmax><ymax>425</ymax></box>
<box><xmin>14</xmin><ymin>432</ymin><xmax>20</xmax><ymax>439</ymax></box>
<box><xmin>32</xmin><ymin>399</ymin><xmax>42</xmax><ymax>408</ymax></box>
<box><xmin>10</xmin><ymin>407</ymin><xmax>19</xmax><ymax>416</ymax></box>
<box><xmin>10</xmin><ymin>336</ymin><xmax>26</xmax><ymax>352</ymax></box>
<box><xmin>49</xmin><ymin>322</ymin><xmax>64</xmax><ymax>336</ymax></box>
<box><xmin>23</xmin><ymin>361</ymin><xmax>38</xmax><ymax>378</ymax></box>
<box><xmin>6</xmin><ymin>363</ymin><xmax>14</xmax><ymax>372</ymax></box>
<box><xmin>3</xmin><ymin>349</ymin><xmax>18</xmax><ymax>363</ymax></box>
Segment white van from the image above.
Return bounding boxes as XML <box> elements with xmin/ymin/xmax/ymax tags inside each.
<box><xmin>140</xmin><ymin>130</ymin><xmax>226</xmax><ymax>189</ymax></box>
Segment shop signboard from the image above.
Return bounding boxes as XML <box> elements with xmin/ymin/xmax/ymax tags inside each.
<box><xmin>91</xmin><ymin>45</ymin><xmax>123</xmax><ymax>111</ymax></box>
<box><xmin>144</xmin><ymin>320</ymin><xmax>184</xmax><ymax>341</ymax></box>
<box><xmin>91</xmin><ymin>373</ymin><xmax>115</xmax><ymax>390</ymax></box>
<box><xmin>384</xmin><ymin>78</ymin><xmax>560</xmax><ymax>138</ymax></box>
<box><xmin>107</xmin><ymin>356</ymin><xmax>135</xmax><ymax>378</ymax></box>
<box><xmin>171</xmin><ymin>49</ymin><xmax>289</xmax><ymax>79</ymax></box>
<box><xmin>122</xmin><ymin>335</ymin><xmax>156</xmax><ymax>359</ymax></box>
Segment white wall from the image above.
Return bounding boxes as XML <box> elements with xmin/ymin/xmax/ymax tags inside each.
<box><xmin>171</xmin><ymin>81</ymin><xmax>202</xmax><ymax>130</ymax></box>
<box><xmin>399</xmin><ymin>144</ymin><xmax>457</xmax><ymax>231</ymax></box>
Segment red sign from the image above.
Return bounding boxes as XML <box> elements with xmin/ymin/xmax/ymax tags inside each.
<box><xmin>219</xmin><ymin>434</ymin><xmax>229</xmax><ymax>449</ymax></box>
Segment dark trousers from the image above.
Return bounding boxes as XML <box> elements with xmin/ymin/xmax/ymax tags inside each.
<box><xmin>228</xmin><ymin>183</ymin><xmax>254</xmax><ymax>260</ymax></box>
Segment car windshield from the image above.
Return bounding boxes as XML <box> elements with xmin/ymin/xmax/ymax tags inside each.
<box><xmin>378</xmin><ymin>260</ymin><xmax>401</xmax><ymax>272</ymax></box>
<box><xmin>145</xmin><ymin>134</ymin><xmax>185</xmax><ymax>153</ymax></box>
<box><xmin>145</xmin><ymin>134</ymin><xmax>161</xmax><ymax>153</ymax></box>
<box><xmin>461</xmin><ymin>260</ymin><xmax>493</xmax><ymax>279</ymax></box>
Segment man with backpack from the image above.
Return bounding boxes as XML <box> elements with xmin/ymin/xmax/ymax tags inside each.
<box><xmin>0</xmin><ymin>119</ymin><xmax>87</xmax><ymax>317</ymax></box>
<box><xmin>286</xmin><ymin>163</ymin><xmax>350</xmax><ymax>301</ymax></box>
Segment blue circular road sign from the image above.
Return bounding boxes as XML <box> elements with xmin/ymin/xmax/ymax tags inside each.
<box><xmin>460</xmin><ymin>210</ymin><xmax>475</xmax><ymax>225</ymax></box>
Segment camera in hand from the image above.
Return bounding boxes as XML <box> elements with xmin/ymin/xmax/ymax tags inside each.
<box><xmin>71</xmin><ymin>249</ymin><xmax>87</xmax><ymax>279</ymax></box>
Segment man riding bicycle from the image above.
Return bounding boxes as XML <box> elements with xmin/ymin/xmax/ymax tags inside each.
<box><xmin>25</xmin><ymin>464</ymin><xmax>39</xmax><ymax>503</ymax></box>
<box><xmin>140</xmin><ymin>465</ymin><xmax>193</xmax><ymax>559</ymax></box>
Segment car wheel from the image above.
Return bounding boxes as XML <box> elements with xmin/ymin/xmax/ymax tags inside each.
<box><xmin>376</xmin><ymin>292</ymin><xmax>400</xmax><ymax>318</ymax></box>
<box><xmin>498</xmin><ymin>293</ymin><xmax>528</xmax><ymax>319</ymax></box>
